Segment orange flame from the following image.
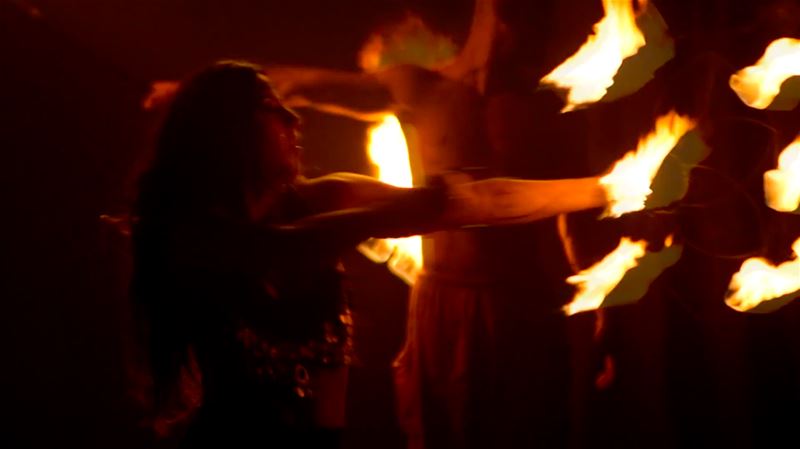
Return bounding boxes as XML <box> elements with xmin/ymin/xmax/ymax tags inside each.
<box><xmin>729</xmin><ymin>38</ymin><xmax>800</xmax><ymax>110</ymax></box>
<box><xmin>726</xmin><ymin>238</ymin><xmax>800</xmax><ymax>312</ymax></box>
<box><xmin>563</xmin><ymin>237</ymin><xmax>648</xmax><ymax>315</ymax></box>
<box><xmin>600</xmin><ymin>111</ymin><xmax>696</xmax><ymax>217</ymax></box>
<box><xmin>764</xmin><ymin>136</ymin><xmax>800</xmax><ymax>213</ymax></box>
<box><xmin>540</xmin><ymin>0</ymin><xmax>648</xmax><ymax>112</ymax></box>
<box><xmin>358</xmin><ymin>115</ymin><xmax>423</xmax><ymax>284</ymax></box>
<box><xmin>358</xmin><ymin>14</ymin><xmax>457</xmax><ymax>73</ymax></box>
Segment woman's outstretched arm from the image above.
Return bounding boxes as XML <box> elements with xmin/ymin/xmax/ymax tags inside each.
<box><xmin>286</xmin><ymin>174</ymin><xmax>609</xmax><ymax>241</ymax></box>
<box><xmin>265</xmin><ymin>64</ymin><xmax>429</xmax><ymax>121</ymax></box>
<box><xmin>265</xmin><ymin>66</ymin><xmax>393</xmax><ymax>121</ymax></box>
<box><xmin>441</xmin><ymin>176</ymin><xmax>608</xmax><ymax>226</ymax></box>
<box><xmin>164</xmin><ymin>175</ymin><xmax>608</xmax><ymax>274</ymax></box>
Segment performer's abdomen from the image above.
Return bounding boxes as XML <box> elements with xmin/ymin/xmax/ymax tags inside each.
<box><xmin>422</xmin><ymin>229</ymin><xmax>493</xmax><ymax>277</ymax></box>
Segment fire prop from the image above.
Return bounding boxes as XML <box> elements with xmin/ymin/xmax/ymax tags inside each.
<box><xmin>726</xmin><ymin>238</ymin><xmax>800</xmax><ymax>313</ymax></box>
<box><xmin>564</xmin><ymin>238</ymin><xmax>646</xmax><ymax>315</ymax></box>
<box><xmin>729</xmin><ymin>38</ymin><xmax>800</xmax><ymax>110</ymax></box>
<box><xmin>600</xmin><ymin>111</ymin><xmax>697</xmax><ymax>218</ymax></box>
<box><xmin>540</xmin><ymin>0</ymin><xmax>659</xmax><ymax>112</ymax></box>
<box><xmin>764</xmin><ymin>136</ymin><xmax>800</xmax><ymax>213</ymax></box>
<box><xmin>358</xmin><ymin>14</ymin><xmax>457</xmax><ymax>72</ymax></box>
<box><xmin>563</xmin><ymin>236</ymin><xmax>680</xmax><ymax>315</ymax></box>
<box><xmin>357</xmin><ymin>115</ymin><xmax>423</xmax><ymax>285</ymax></box>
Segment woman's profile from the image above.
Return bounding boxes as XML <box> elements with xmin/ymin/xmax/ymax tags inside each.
<box><xmin>130</xmin><ymin>60</ymin><xmax>609</xmax><ymax>448</ymax></box>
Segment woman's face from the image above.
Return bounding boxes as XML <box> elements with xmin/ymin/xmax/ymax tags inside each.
<box><xmin>259</xmin><ymin>82</ymin><xmax>301</xmax><ymax>184</ymax></box>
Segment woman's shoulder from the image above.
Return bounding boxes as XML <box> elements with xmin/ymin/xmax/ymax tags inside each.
<box><xmin>293</xmin><ymin>173</ymin><xmax>389</xmax><ymax>212</ymax></box>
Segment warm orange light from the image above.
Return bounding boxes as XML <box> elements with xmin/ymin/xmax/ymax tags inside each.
<box><xmin>357</xmin><ymin>115</ymin><xmax>423</xmax><ymax>284</ymax></box>
<box><xmin>358</xmin><ymin>14</ymin><xmax>457</xmax><ymax>72</ymax></box>
<box><xmin>764</xmin><ymin>136</ymin><xmax>800</xmax><ymax>213</ymax></box>
<box><xmin>726</xmin><ymin>238</ymin><xmax>800</xmax><ymax>312</ymax></box>
<box><xmin>540</xmin><ymin>0</ymin><xmax>648</xmax><ymax>112</ymax></box>
<box><xmin>600</xmin><ymin>111</ymin><xmax>696</xmax><ymax>217</ymax></box>
<box><xmin>143</xmin><ymin>81</ymin><xmax>179</xmax><ymax>110</ymax></box>
<box><xmin>729</xmin><ymin>38</ymin><xmax>800</xmax><ymax>110</ymax></box>
<box><xmin>564</xmin><ymin>237</ymin><xmax>648</xmax><ymax>315</ymax></box>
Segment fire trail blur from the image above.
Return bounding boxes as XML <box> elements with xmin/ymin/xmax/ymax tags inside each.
<box><xmin>2</xmin><ymin>1</ymin><xmax>799</xmax><ymax>449</ymax></box>
<box><xmin>358</xmin><ymin>115</ymin><xmax>423</xmax><ymax>284</ymax></box>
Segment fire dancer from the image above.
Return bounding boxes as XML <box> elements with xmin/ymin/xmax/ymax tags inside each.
<box><xmin>264</xmin><ymin>1</ymin><xmax>613</xmax><ymax>447</ymax></box>
<box><xmin>131</xmin><ymin>60</ymin><xmax>614</xmax><ymax>448</ymax></box>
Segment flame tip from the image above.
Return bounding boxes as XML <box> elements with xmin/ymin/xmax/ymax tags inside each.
<box><xmin>540</xmin><ymin>0</ymin><xmax>650</xmax><ymax>110</ymax></box>
<box><xmin>563</xmin><ymin>237</ymin><xmax>648</xmax><ymax>315</ymax></box>
<box><xmin>600</xmin><ymin>111</ymin><xmax>695</xmax><ymax>217</ymax></box>
<box><xmin>729</xmin><ymin>38</ymin><xmax>800</xmax><ymax>109</ymax></box>
<box><xmin>726</xmin><ymin>237</ymin><xmax>800</xmax><ymax>312</ymax></box>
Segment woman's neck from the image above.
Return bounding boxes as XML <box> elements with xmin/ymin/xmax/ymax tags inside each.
<box><xmin>246</xmin><ymin>184</ymin><xmax>288</xmax><ymax>222</ymax></box>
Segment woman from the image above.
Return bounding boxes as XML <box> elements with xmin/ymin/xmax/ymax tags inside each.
<box><xmin>131</xmin><ymin>60</ymin><xmax>607</xmax><ymax>448</ymax></box>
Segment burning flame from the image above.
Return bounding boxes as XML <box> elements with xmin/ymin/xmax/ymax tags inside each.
<box><xmin>540</xmin><ymin>0</ymin><xmax>648</xmax><ymax>112</ymax></box>
<box><xmin>366</xmin><ymin>115</ymin><xmax>414</xmax><ymax>187</ymax></box>
<box><xmin>358</xmin><ymin>115</ymin><xmax>423</xmax><ymax>284</ymax></box>
<box><xmin>358</xmin><ymin>14</ymin><xmax>457</xmax><ymax>72</ymax></box>
<box><xmin>600</xmin><ymin>111</ymin><xmax>696</xmax><ymax>217</ymax></box>
<box><xmin>729</xmin><ymin>38</ymin><xmax>800</xmax><ymax>110</ymax></box>
<box><xmin>726</xmin><ymin>238</ymin><xmax>800</xmax><ymax>312</ymax></box>
<box><xmin>563</xmin><ymin>237</ymin><xmax>648</xmax><ymax>315</ymax></box>
<box><xmin>764</xmin><ymin>136</ymin><xmax>800</xmax><ymax>213</ymax></box>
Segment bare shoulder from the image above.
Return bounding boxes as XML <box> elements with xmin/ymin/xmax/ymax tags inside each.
<box><xmin>295</xmin><ymin>173</ymin><xmax>397</xmax><ymax>212</ymax></box>
<box><xmin>294</xmin><ymin>174</ymin><xmax>358</xmax><ymax>210</ymax></box>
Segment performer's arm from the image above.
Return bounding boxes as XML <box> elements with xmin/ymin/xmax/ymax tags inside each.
<box><xmin>288</xmin><ymin>175</ymin><xmax>609</xmax><ymax>239</ymax></box>
<box><xmin>165</xmin><ymin>176</ymin><xmax>607</xmax><ymax>273</ymax></box>
<box><xmin>442</xmin><ymin>177</ymin><xmax>608</xmax><ymax>226</ymax></box>
<box><xmin>265</xmin><ymin>66</ymin><xmax>394</xmax><ymax>121</ymax></box>
<box><xmin>298</xmin><ymin>172</ymin><xmax>416</xmax><ymax>211</ymax></box>
<box><xmin>162</xmin><ymin>176</ymin><xmax>440</xmax><ymax>273</ymax></box>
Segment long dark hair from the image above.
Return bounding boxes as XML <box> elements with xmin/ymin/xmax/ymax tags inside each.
<box><xmin>130</xmin><ymin>60</ymin><xmax>282</xmax><ymax>434</ymax></box>
<box><xmin>137</xmin><ymin>60</ymin><xmax>282</xmax><ymax>222</ymax></box>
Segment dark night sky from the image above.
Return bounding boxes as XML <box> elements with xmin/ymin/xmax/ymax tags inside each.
<box><xmin>19</xmin><ymin>0</ymin><xmax>473</xmax><ymax>78</ymax></box>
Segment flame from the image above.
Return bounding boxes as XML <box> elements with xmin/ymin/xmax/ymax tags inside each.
<box><xmin>358</xmin><ymin>115</ymin><xmax>423</xmax><ymax>284</ymax></box>
<box><xmin>764</xmin><ymin>136</ymin><xmax>800</xmax><ymax>213</ymax></box>
<box><xmin>600</xmin><ymin>111</ymin><xmax>696</xmax><ymax>217</ymax></box>
<box><xmin>726</xmin><ymin>238</ymin><xmax>800</xmax><ymax>312</ymax></box>
<box><xmin>366</xmin><ymin>115</ymin><xmax>414</xmax><ymax>187</ymax></box>
<box><xmin>729</xmin><ymin>38</ymin><xmax>800</xmax><ymax>110</ymax></box>
<box><xmin>540</xmin><ymin>0</ymin><xmax>648</xmax><ymax>112</ymax></box>
<box><xmin>358</xmin><ymin>14</ymin><xmax>457</xmax><ymax>72</ymax></box>
<box><xmin>563</xmin><ymin>237</ymin><xmax>648</xmax><ymax>315</ymax></box>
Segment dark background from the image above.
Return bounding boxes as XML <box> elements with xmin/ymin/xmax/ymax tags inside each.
<box><xmin>1</xmin><ymin>1</ymin><xmax>799</xmax><ymax>448</ymax></box>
